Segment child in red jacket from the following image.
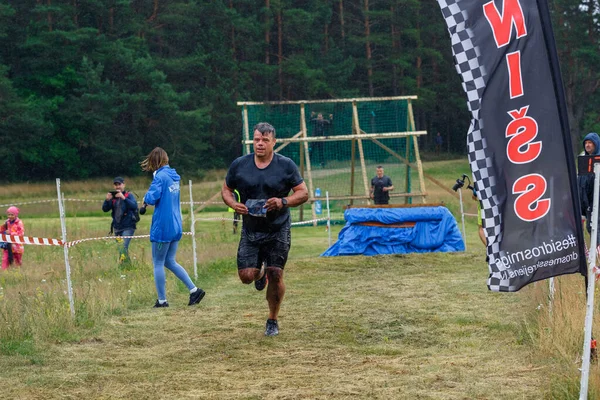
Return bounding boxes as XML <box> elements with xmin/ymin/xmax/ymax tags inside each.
<box><xmin>2</xmin><ymin>206</ymin><xmax>24</xmax><ymax>270</ymax></box>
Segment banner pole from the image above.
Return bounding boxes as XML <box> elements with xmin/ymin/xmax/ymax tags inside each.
<box><xmin>458</xmin><ymin>188</ymin><xmax>467</xmax><ymax>251</ymax></box>
<box><xmin>56</xmin><ymin>179</ymin><xmax>75</xmax><ymax>318</ymax></box>
<box><xmin>189</xmin><ymin>180</ymin><xmax>198</xmax><ymax>280</ymax></box>
<box><xmin>579</xmin><ymin>163</ymin><xmax>600</xmax><ymax>399</ymax></box>
<box><xmin>548</xmin><ymin>277</ymin><xmax>555</xmax><ymax>315</ymax></box>
<box><xmin>326</xmin><ymin>191</ymin><xmax>332</xmax><ymax>248</ymax></box>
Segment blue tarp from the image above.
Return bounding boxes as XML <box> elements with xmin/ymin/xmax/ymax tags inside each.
<box><xmin>321</xmin><ymin>206</ymin><xmax>465</xmax><ymax>256</ymax></box>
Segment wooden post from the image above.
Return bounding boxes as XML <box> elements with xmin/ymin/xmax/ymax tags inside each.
<box><xmin>300</xmin><ymin>103</ymin><xmax>317</xmax><ymax>224</ymax></box>
<box><xmin>407</xmin><ymin>99</ymin><xmax>426</xmax><ymax>203</ymax></box>
<box><xmin>243</xmin><ymin>105</ymin><xmax>251</xmax><ymax>155</ymax></box>
<box><xmin>404</xmin><ymin>100</ymin><xmax>411</xmax><ymax>204</ymax></box>
<box><xmin>350</xmin><ymin>138</ymin><xmax>356</xmax><ymax>206</ymax></box>
<box><xmin>405</xmin><ymin>136</ymin><xmax>411</xmax><ymax>204</ymax></box>
<box><xmin>56</xmin><ymin>179</ymin><xmax>75</xmax><ymax>319</ymax></box>
<box><xmin>352</xmin><ymin>101</ymin><xmax>371</xmax><ymax>204</ymax></box>
<box><xmin>188</xmin><ymin>180</ymin><xmax>198</xmax><ymax>280</ymax></box>
<box><xmin>299</xmin><ymin>137</ymin><xmax>305</xmax><ymax>222</ymax></box>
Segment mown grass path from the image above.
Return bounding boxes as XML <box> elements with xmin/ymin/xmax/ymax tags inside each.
<box><xmin>1</xmin><ymin>250</ymin><xmax>547</xmax><ymax>399</ymax></box>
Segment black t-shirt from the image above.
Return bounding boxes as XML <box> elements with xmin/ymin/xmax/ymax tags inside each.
<box><xmin>371</xmin><ymin>175</ymin><xmax>392</xmax><ymax>204</ymax></box>
<box><xmin>226</xmin><ymin>153</ymin><xmax>304</xmax><ymax>232</ymax></box>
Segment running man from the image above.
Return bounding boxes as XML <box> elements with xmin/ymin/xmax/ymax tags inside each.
<box><xmin>222</xmin><ymin>122</ymin><xmax>308</xmax><ymax>336</ymax></box>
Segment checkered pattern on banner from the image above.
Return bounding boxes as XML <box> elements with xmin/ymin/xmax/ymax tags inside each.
<box><xmin>438</xmin><ymin>0</ymin><xmax>510</xmax><ymax>291</ymax></box>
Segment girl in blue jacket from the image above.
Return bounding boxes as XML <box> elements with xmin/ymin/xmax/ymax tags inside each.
<box><xmin>141</xmin><ymin>147</ymin><xmax>206</xmax><ymax>308</ymax></box>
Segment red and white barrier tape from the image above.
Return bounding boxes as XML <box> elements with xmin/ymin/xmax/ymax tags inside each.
<box><xmin>0</xmin><ymin>198</ymin><xmax>228</xmax><ymax>206</ymax></box>
<box><xmin>0</xmin><ymin>232</ymin><xmax>193</xmax><ymax>248</ymax></box>
<box><xmin>0</xmin><ymin>233</ymin><xmax>62</xmax><ymax>246</ymax></box>
<box><xmin>584</xmin><ymin>244</ymin><xmax>600</xmax><ymax>282</ymax></box>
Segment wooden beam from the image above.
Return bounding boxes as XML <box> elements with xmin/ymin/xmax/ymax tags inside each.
<box><xmin>311</xmin><ymin>192</ymin><xmax>427</xmax><ymax>201</ymax></box>
<box><xmin>243</xmin><ymin>131</ymin><xmax>426</xmax><ymax>144</ymax></box>
<box><xmin>346</xmin><ymin>202</ymin><xmax>442</xmax><ymax>209</ymax></box>
<box><xmin>237</xmin><ymin>95</ymin><xmax>418</xmax><ymax>106</ymax></box>
<box><xmin>274</xmin><ymin>130</ymin><xmax>302</xmax><ymax>153</ymax></box>
<box><xmin>358</xmin><ymin>222</ymin><xmax>416</xmax><ymax>228</ymax></box>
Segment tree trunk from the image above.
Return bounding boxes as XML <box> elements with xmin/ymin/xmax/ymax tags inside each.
<box><xmin>229</xmin><ymin>0</ymin><xmax>238</xmax><ymax>98</ymax></box>
<box><xmin>416</xmin><ymin>56</ymin><xmax>422</xmax><ymax>89</ymax></box>
<box><xmin>73</xmin><ymin>0</ymin><xmax>78</xmax><ymax>27</ymax></box>
<box><xmin>265</xmin><ymin>0</ymin><xmax>271</xmax><ymax>100</ymax></box>
<box><xmin>47</xmin><ymin>0</ymin><xmax>53</xmax><ymax>32</ymax></box>
<box><xmin>390</xmin><ymin>4</ymin><xmax>398</xmax><ymax>96</ymax></box>
<box><xmin>416</xmin><ymin>10</ymin><xmax>422</xmax><ymax>90</ymax></box>
<box><xmin>109</xmin><ymin>7</ymin><xmax>114</xmax><ymax>32</ymax></box>
<box><xmin>324</xmin><ymin>18</ymin><xmax>329</xmax><ymax>53</ymax></box>
<box><xmin>364</xmin><ymin>0</ymin><xmax>374</xmax><ymax>96</ymax></box>
<box><xmin>230</xmin><ymin>0</ymin><xmax>236</xmax><ymax>60</ymax></box>
<box><xmin>277</xmin><ymin>8</ymin><xmax>283</xmax><ymax>100</ymax></box>
<box><xmin>148</xmin><ymin>0</ymin><xmax>159</xmax><ymax>22</ymax></box>
<box><xmin>265</xmin><ymin>0</ymin><xmax>271</xmax><ymax>65</ymax></box>
<box><xmin>339</xmin><ymin>0</ymin><xmax>345</xmax><ymax>43</ymax></box>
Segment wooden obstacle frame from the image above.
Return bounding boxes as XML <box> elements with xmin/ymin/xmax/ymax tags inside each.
<box><xmin>237</xmin><ymin>96</ymin><xmax>428</xmax><ymax>223</ymax></box>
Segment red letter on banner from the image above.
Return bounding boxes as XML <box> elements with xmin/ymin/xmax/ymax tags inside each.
<box><xmin>483</xmin><ymin>0</ymin><xmax>527</xmax><ymax>48</ymax></box>
<box><xmin>506</xmin><ymin>106</ymin><xmax>541</xmax><ymax>164</ymax></box>
<box><xmin>506</xmin><ymin>51</ymin><xmax>524</xmax><ymax>98</ymax></box>
<box><xmin>513</xmin><ymin>174</ymin><xmax>550</xmax><ymax>222</ymax></box>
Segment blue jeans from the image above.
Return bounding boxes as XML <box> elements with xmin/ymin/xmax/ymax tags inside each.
<box><xmin>152</xmin><ymin>241</ymin><xmax>195</xmax><ymax>301</ymax></box>
<box><xmin>115</xmin><ymin>228</ymin><xmax>135</xmax><ymax>256</ymax></box>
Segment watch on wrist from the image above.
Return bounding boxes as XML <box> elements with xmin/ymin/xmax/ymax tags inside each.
<box><xmin>281</xmin><ymin>198</ymin><xmax>288</xmax><ymax>208</ymax></box>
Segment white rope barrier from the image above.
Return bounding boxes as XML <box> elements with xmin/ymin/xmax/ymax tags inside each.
<box><xmin>193</xmin><ymin>216</ymin><xmax>332</xmax><ymax>226</ymax></box>
<box><xmin>0</xmin><ymin>199</ymin><xmax>58</xmax><ymax>207</ymax></box>
<box><xmin>291</xmin><ymin>218</ymin><xmax>329</xmax><ymax>226</ymax></box>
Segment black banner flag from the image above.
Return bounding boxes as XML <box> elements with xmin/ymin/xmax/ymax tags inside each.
<box><xmin>437</xmin><ymin>0</ymin><xmax>586</xmax><ymax>291</ymax></box>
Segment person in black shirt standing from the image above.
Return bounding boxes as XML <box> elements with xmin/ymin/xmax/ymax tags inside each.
<box><xmin>222</xmin><ymin>122</ymin><xmax>309</xmax><ymax>336</ymax></box>
<box><xmin>370</xmin><ymin>166</ymin><xmax>394</xmax><ymax>205</ymax></box>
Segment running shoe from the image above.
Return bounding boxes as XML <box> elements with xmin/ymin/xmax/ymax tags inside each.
<box><xmin>188</xmin><ymin>288</ymin><xmax>206</xmax><ymax>306</ymax></box>
<box><xmin>265</xmin><ymin>319</ymin><xmax>279</xmax><ymax>336</ymax></box>
<box><xmin>153</xmin><ymin>300</ymin><xmax>169</xmax><ymax>308</ymax></box>
<box><xmin>255</xmin><ymin>262</ymin><xmax>267</xmax><ymax>291</ymax></box>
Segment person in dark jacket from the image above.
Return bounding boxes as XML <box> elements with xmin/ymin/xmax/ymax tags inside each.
<box><xmin>578</xmin><ymin>132</ymin><xmax>600</xmax><ymax>240</ymax></box>
<box><xmin>141</xmin><ymin>147</ymin><xmax>206</xmax><ymax>308</ymax></box>
<box><xmin>102</xmin><ymin>177</ymin><xmax>138</xmax><ymax>263</ymax></box>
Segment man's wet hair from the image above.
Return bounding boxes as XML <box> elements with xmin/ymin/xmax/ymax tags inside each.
<box><xmin>254</xmin><ymin>122</ymin><xmax>276</xmax><ymax>138</ymax></box>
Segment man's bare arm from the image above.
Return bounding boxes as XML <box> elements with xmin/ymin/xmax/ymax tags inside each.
<box><xmin>222</xmin><ymin>182</ymin><xmax>248</xmax><ymax>214</ymax></box>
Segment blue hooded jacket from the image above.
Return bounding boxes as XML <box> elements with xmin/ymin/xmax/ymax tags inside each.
<box><xmin>578</xmin><ymin>133</ymin><xmax>600</xmax><ymax>219</ymax></box>
<box><xmin>143</xmin><ymin>165</ymin><xmax>183</xmax><ymax>243</ymax></box>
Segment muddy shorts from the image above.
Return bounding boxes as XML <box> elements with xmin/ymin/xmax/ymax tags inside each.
<box><xmin>237</xmin><ymin>225</ymin><xmax>291</xmax><ymax>270</ymax></box>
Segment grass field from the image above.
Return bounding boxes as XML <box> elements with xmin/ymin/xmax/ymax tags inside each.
<box><xmin>0</xmin><ymin>158</ymin><xmax>598</xmax><ymax>399</ymax></box>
